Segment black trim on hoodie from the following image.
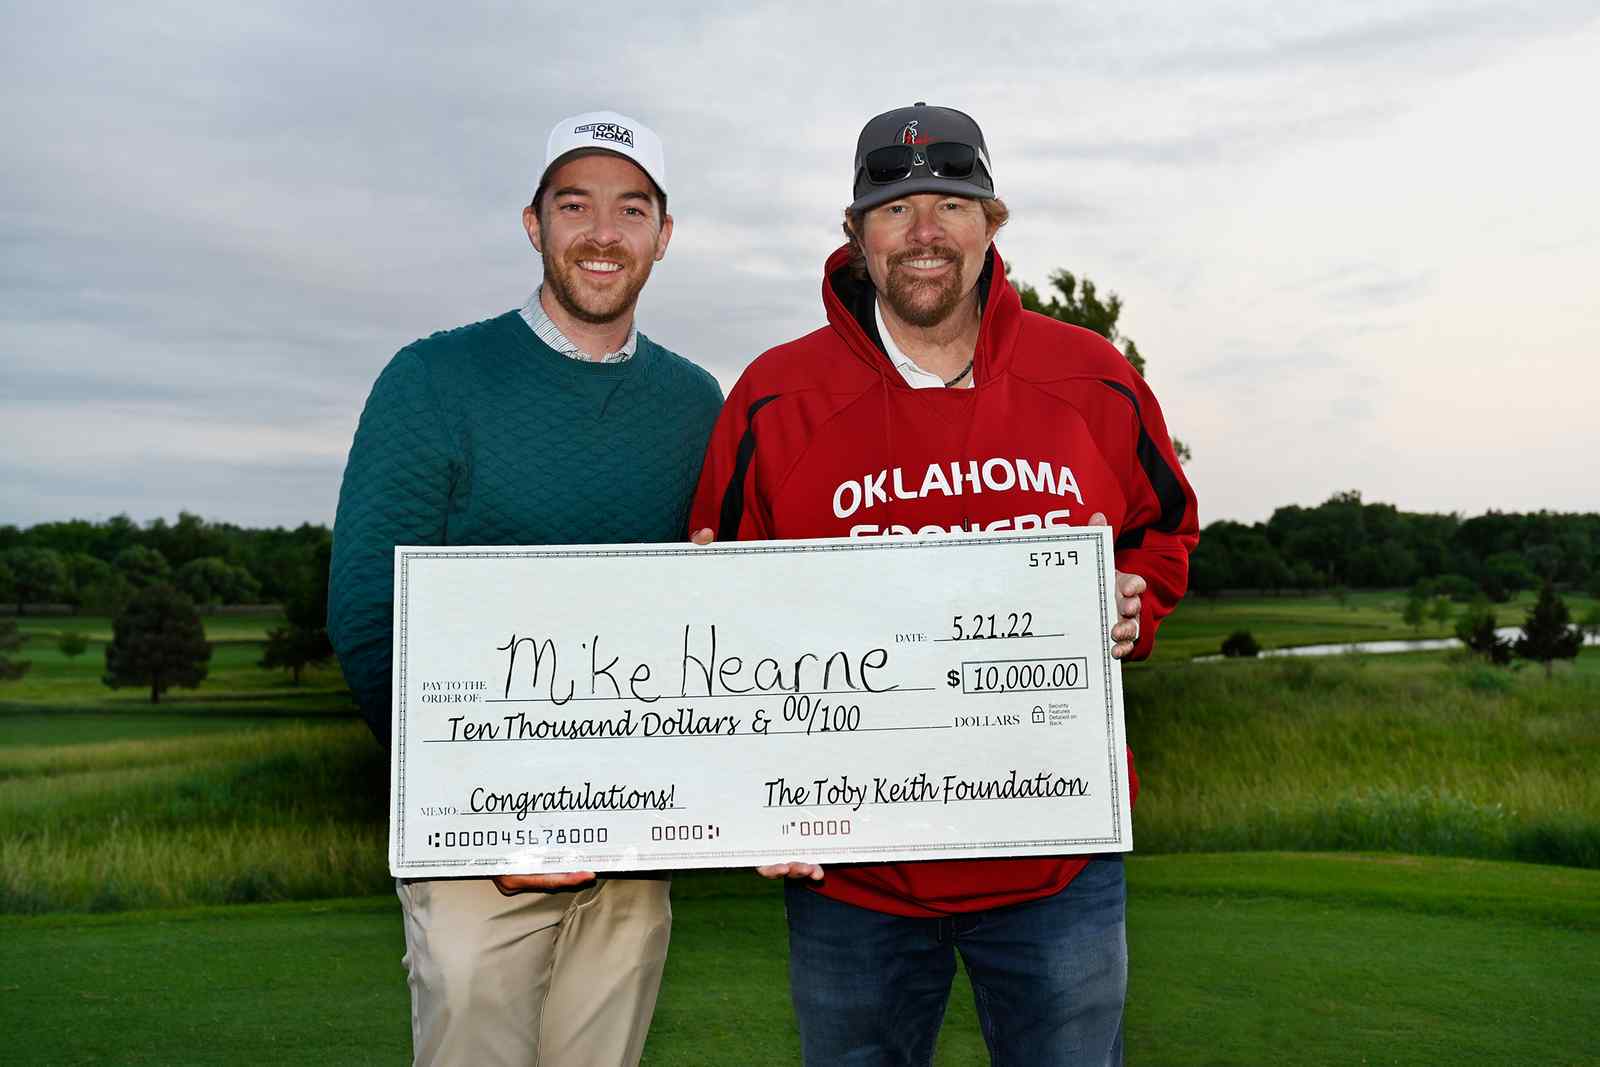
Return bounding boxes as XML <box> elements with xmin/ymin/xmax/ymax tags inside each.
<box><xmin>717</xmin><ymin>395</ymin><xmax>781</xmax><ymax>539</ymax></box>
<box><xmin>1097</xmin><ymin>378</ymin><xmax>1188</xmax><ymax>550</ymax></box>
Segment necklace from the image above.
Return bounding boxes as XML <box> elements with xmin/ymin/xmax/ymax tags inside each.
<box><xmin>943</xmin><ymin>359</ymin><xmax>974</xmax><ymax>388</ymax></box>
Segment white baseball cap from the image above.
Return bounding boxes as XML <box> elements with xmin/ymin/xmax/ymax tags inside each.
<box><xmin>540</xmin><ymin>110</ymin><xmax>666</xmax><ymax>197</ymax></box>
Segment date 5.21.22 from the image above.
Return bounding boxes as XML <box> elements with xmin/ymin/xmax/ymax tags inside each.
<box><xmin>950</xmin><ymin>612</ymin><xmax>1034</xmax><ymax>640</ymax></box>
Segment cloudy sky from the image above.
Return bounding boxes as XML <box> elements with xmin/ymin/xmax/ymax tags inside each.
<box><xmin>4</xmin><ymin>1</ymin><xmax>1596</xmax><ymax>530</ymax></box>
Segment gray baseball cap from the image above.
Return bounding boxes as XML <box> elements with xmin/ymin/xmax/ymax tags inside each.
<box><xmin>849</xmin><ymin>102</ymin><xmax>995</xmax><ymax>212</ymax></box>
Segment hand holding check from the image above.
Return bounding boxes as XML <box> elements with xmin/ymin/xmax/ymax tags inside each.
<box><xmin>753</xmin><ymin>514</ymin><xmax>1144</xmax><ymax>883</ymax></box>
<box><xmin>1086</xmin><ymin>512</ymin><xmax>1146</xmax><ymax>660</ymax></box>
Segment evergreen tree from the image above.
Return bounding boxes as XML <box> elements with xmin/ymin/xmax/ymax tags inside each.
<box><xmin>0</xmin><ymin>619</ymin><xmax>30</xmax><ymax>681</ymax></box>
<box><xmin>1514</xmin><ymin>581</ymin><xmax>1582</xmax><ymax>679</ymax></box>
<box><xmin>103</xmin><ymin>584</ymin><xmax>211</xmax><ymax>703</ymax></box>
<box><xmin>1455</xmin><ymin>601</ymin><xmax>1511</xmax><ymax>665</ymax></box>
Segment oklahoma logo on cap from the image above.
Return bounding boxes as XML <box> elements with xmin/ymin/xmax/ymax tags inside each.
<box><xmin>541</xmin><ymin>110</ymin><xmax>667</xmax><ymax>196</ymax></box>
<box><xmin>573</xmin><ymin>121</ymin><xmax>634</xmax><ymax>148</ymax></box>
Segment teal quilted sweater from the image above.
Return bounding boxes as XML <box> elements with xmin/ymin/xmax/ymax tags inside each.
<box><xmin>328</xmin><ymin>311</ymin><xmax>723</xmax><ymax>745</ymax></box>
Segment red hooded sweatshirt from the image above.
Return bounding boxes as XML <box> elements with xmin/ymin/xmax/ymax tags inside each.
<box><xmin>689</xmin><ymin>244</ymin><xmax>1199</xmax><ymax>916</ymax></box>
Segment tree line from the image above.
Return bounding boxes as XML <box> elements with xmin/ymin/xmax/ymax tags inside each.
<box><xmin>1190</xmin><ymin>491</ymin><xmax>1600</xmax><ymax>601</ymax></box>
<box><xmin>0</xmin><ymin>512</ymin><xmax>328</xmax><ymax>615</ymax></box>
<box><xmin>5</xmin><ymin>497</ymin><xmax>1598</xmax><ymax>617</ymax></box>
<box><xmin>0</xmin><ymin>512</ymin><xmax>335</xmax><ymax>700</ymax></box>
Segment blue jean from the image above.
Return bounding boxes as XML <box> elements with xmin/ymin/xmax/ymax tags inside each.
<box><xmin>784</xmin><ymin>856</ymin><xmax>1126</xmax><ymax>1067</ymax></box>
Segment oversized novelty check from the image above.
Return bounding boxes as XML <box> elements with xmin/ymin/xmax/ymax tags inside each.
<box><xmin>389</xmin><ymin>529</ymin><xmax>1130</xmax><ymax>877</ymax></box>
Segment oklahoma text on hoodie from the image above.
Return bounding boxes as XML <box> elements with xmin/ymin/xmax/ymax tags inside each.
<box><xmin>690</xmin><ymin>244</ymin><xmax>1199</xmax><ymax>917</ymax></box>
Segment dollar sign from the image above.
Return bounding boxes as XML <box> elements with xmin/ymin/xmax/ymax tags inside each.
<box><xmin>946</xmin><ymin>669</ymin><xmax>960</xmax><ymax>688</ymax></box>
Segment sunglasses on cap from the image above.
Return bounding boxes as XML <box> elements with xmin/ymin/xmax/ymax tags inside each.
<box><xmin>862</xmin><ymin>141</ymin><xmax>985</xmax><ymax>185</ymax></box>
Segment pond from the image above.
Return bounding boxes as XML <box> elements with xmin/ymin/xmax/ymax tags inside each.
<box><xmin>1194</xmin><ymin>627</ymin><xmax>1600</xmax><ymax>661</ymax></box>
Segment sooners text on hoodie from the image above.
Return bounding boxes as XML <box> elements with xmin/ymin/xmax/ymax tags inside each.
<box><xmin>689</xmin><ymin>245</ymin><xmax>1199</xmax><ymax>917</ymax></box>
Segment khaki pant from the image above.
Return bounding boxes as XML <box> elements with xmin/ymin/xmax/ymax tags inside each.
<box><xmin>396</xmin><ymin>877</ymin><xmax>671</xmax><ymax>1067</ymax></box>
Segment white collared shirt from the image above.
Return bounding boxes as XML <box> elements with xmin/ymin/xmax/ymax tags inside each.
<box><xmin>876</xmin><ymin>299</ymin><xmax>974</xmax><ymax>389</ymax></box>
<box><xmin>518</xmin><ymin>288</ymin><xmax>638</xmax><ymax>363</ymax></box>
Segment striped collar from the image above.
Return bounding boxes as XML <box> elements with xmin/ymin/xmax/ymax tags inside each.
<box><xmin>518</xmin><ymin>288</ymin><xmax>638</xmax><ymax>364</ymax></box>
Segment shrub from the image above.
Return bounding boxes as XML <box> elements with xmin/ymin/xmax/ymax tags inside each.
<box><xmin>1455</xmin><ymin>602</ymin><xmax>1511</xmax><ymax>665</ymax></box>
<box><xmin>1221</xmin><ymin>630</ymin><xmax>1261</xmax><ymax>658</ymax></box>
<box><xmin>57</xmin><ymin>632</ymin><xmax>89</xmax><ymax>658</ymax></box>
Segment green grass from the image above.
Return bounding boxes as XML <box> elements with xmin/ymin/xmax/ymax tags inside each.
<box><xmin>0</xmin><ymin>710</ymin><xmax>325</xmax><ymax>746</ymax></box>
<box><xmin>2</xmin><ymin>595</ymin><xmax>1595</xmax><ymax>1061</ymax></box>
<box><xmin>1119</xmin><ymin>856</ymin><xmax>1600</xmax><ymax>1066</ymax></box>
<box><xmin>0</xmin><ymin>721</ymin><xmax>388</xmax><ymax>913</ymax></box>
<box><xmin>3</xmin><ymin>652</ymin><xmax>1594</xmax><ymax>915</ymax></box>
<box><xmin>0</xmin><ymin>611</ymin><xmax>353</xmax><ymax>714</ymax></box>
<box><xmin>1125</xmin><ymin>653</ymin><xmax>1600</xmax><ymax>868</ymax></box>
<box><xmin>2</xmin><ymin>855</ymin><xmax>1595</xmax><ymax>1066</ymax></box>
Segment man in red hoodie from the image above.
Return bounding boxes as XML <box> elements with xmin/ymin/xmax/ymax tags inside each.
<box><xmin>689</xmin><ymin>103</ymin><xmax>1198</xmax><ymax>1065</ymax></box>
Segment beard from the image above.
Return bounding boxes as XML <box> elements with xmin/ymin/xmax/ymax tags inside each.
<box><xmin>881</xmin><ymin>245</ymin><xmax>966</xmax><ymax>328</ymax></box>
<box><xmin>543</xmin><ymin>241</ymin><xmax>652</xmax><ymax>325</ymax></box>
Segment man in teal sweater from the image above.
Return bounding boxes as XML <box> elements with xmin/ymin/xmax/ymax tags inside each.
<box><xmin>329</xmin><ymin>111</ymin><xmax>722</xmax><ymax>1067</ymax></box>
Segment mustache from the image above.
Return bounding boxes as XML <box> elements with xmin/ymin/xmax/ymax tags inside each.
<box><xmin>565</xmin><ymin>242</ymin><xmax>637</xmax><ymax>269</ymax></box>
<box><xmin>888</xmin><ymin>245</ymin><xmax>961</xmax><ymax>270</ymax></box>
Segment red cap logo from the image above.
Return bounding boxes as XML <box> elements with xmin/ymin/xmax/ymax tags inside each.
<box><xmin>899</xmin><ymin>120</ymin><xmax>930</xmax><ymax>146</ymax></box>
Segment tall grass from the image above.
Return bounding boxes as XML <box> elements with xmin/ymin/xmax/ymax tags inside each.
<box><xmin>1126</xmin><ymin>655</ymin><xmax>1600</xmax><ymax>868</ymax></box>
<box><xmin>0</xmin><ymin>722</ymin><xmax>389</xmax><ymax>913</ymax></box>
<box><xmin>3</xmin><ymin>654</ymin><xmax>1596</xmax><ymax>914</ymax></box>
